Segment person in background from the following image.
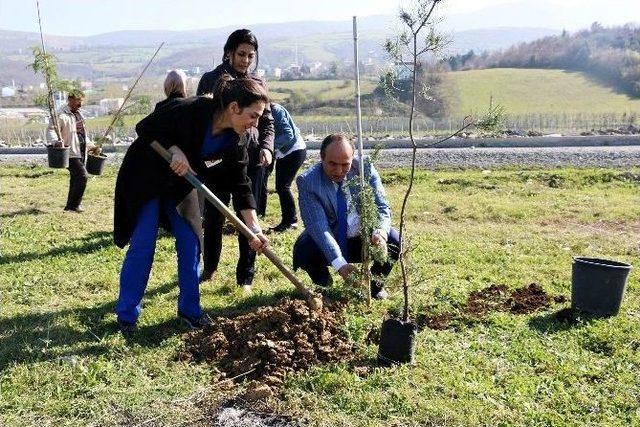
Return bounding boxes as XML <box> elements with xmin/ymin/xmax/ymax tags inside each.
<box><xmin>47</xmin><ymin>91</ymin><xmax>97</xmax><ymax>212</ymax></box>
<box><xmin>197</xmin><ymin>29</ymin><xmax>275</xmax><ymax>290</ymax></box>
<box><xmin>113</xmin><ymin>77</ymin><xmax>269</xmax><ymax>333</ymax></box>
<box><xmin>293</xmin><ymin>133</ymin><xmax>401</xmax><ymax>300</ymax></box>
<box><xmin>265</xmin><ymin>102</ymin><xmax>307</xmax><ymax>232</ymax></box>
<box><xmin>155</xmin><ymin>69</ymin><xmax>188</xmax><ymax>111</ymax></box>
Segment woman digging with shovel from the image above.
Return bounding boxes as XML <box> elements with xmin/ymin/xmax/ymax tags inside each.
<box><xmin>113</xmin><ymin>76</ymin><xmax>270</xmax><ymax>333</ymax></box>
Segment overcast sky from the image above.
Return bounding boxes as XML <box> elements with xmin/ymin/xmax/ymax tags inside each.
<box><xmin>0</xmin><ymin>0</ymin><xmax>638</xmax><ymax>36</ymax></box>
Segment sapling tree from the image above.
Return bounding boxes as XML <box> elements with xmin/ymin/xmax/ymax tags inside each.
<box><xmin>384</xmin><ymin>0</ymin><xmax>501</xmax><ymax>322</ymax></box>
<box><xmin>345</xmin><ymin>148</ymin><xmax>389</xmax><ymax>295</ymax></box>
<box><xmin>30</xmin><ymin>0</ymin><xmax>60</xmax><ymax>141</ymax></box>
<box><xmin>95</xmin><ymin>42</ymin><xmax>164</xmax><ymax>153</ymax></box>
<box><xmin>30</xmin><ymin>0</ymin><xmax>82</xmax><ymax>144</ymax></box>
<box><xmin>383</xmin><ymin>0</ymin><xmax>449</xmax><ymax>322</ymax></box>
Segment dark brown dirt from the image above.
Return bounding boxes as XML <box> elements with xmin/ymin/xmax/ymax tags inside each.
<box><xmin>418</xmin><ymin>283</ymin><xmax>566</xmax><ymax>330</ymax></box>
<box><xmin>508</xmin><ymin>283</ymin><xmax>551</xmax><ymax>314</ymax></box>
<box><xmin>467</xmin><ymin>284</ymin><xmax>510</xmax><ymax>316</ymax></box>
<box><xmin>179</xmin><ymin>298</ymin><xmax>355</xmax><ymax>392</ymax></box>
<box><xmin>415</xmin><ymin>312</ymin><xmax>455</xmax><ymax>331</ymax></box>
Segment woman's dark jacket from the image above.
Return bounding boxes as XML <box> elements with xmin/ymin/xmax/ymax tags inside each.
<box><xmin>113</xmin><ymin>96</ymin><xmax>257</xmax><ymax>248</ymax></box>
<box><xmin>196</xmin><ymin>62</ymin><xmax>274</xmax><ymax>167</ymax></box>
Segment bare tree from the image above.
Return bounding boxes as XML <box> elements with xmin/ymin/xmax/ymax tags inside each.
<box><xmin>385</xmin><ymin>0</ymin><xmax>485</xmax><ymax>322</ymax></box>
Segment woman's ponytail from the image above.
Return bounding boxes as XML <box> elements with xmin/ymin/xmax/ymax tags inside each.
<box><xmin>212</xmin><ymin>74</ymin><xmax>269</xmax><ymax>112</ymax></box>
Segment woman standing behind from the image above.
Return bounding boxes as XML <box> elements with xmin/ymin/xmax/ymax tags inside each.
<box><xmin>267</xmin><ymin>102</ymin><xmax>307</xmax><ymax>232</ymax></box>
<box><xmin>156</xmin><ymin>69</ymin><xmax>188</xmax><ymax>109</ymax></box>
<box><xmin>197</xmin><ymin>29</ymin><xmax>274</xmax><ymax>290</ymax></box>
<box><xmin>113</xmin><ymin>77</ymin><xmax>269</xmax><ymax>333</ymax></box>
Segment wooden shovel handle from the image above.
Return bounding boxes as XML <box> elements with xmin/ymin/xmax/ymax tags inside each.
<box><xmin>150</xmin><ymin>141</ymin><xmax>319</xmax><ymax>302</ymax></box>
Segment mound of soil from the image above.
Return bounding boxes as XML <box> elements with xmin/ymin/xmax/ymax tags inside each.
<box><xmin>467</xmin><ymin>284</ymin><xmax>510</xmax><ymax>316</ymax></box>
<box><xmin>418</xmin><ymin>283</ymin><xmax>566</xmax><ymax>330</ymax></box>
<box><xmin>179</xmin><ymin>298</ymin><xmax>355</xmax><ymax>391</ymax></box>
<box><xmin>508</xmin><ymin>283</ymin><xmax>552</xmax><ymax>314</ymax></box>
<box><xmin>415</xmin><ymin>312</ymin><xmax>454</xmax><ymax>331</ymax></box>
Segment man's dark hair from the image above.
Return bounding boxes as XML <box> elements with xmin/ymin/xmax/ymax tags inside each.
<box><xmin>320</xmin><ymin>133</ymin><xmax>354</xmax><ymax>158</ymax></box>
<box><xmin>223</xmin><ymin>29</ymin><xmax>259</xmax><ymax>71</ymax></box>
<box><xmin>67</xmin><ymin>90</ymin><xmax>85</xmax><ymax>100</ymax></box>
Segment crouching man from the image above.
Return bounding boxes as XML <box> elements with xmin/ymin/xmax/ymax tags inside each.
<box><xmin>293</xmin><ymin>133</ymin><xmax>400</xmax><ymax>299</ymax></box>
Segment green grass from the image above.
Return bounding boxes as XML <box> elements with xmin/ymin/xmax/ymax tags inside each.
<box><xmin>451</xmin><ymin>68</ymin><xmax>640</xmax><ymax>116</ymax></box>
<box><xmin>1</xmin><ymin>164</ymin><xmax>639</xmax><ymax>426</ymax></box>
<box><xmin>268</xmin><ymin>79</ymin><xmax>377</xmax><ymax>103</ymax></box>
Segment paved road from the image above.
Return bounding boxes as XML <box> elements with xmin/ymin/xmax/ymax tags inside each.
<box><xmin>2</xmin><ymin>145</ymin><xmax>639</xmax><ymax>169</ymax></box>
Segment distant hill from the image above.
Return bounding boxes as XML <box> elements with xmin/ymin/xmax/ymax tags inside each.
<box><xmin>447</xmin><ymin>23</ymin><xmax>640</xmax><ymax>98</ymax></box>
<box><xmin>0</xmin><ymin>16</ymin><xmax>558</xmax><ymax>86</ymax></box>
<box><xmin>449</xmin><ymin>68</ymin><xmax>640</xmax><ymax>116</ymax></box>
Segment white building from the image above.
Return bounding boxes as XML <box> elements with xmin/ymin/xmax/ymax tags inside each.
<box><xmin>273</xmin><ymin>68</ymin><xmax>282</xmax><ymax>79</ymax></box>
<box><xmin>1</xmin><ymin>87</ymin><xmax>16</xmax><ymax>97</ymax></box>
<box><xmin>310</xmin><ymin>62</ymin><xmax>323</xmax><ymax>73</ymax></box>
<box><xmin>99</xmin><ymin>98</ymin><xmax>124</xmax><ymax>114</ymax></box>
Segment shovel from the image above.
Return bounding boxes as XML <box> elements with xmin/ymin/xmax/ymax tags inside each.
<box><xmin>151</xmin><ymin>141</ymin><xmax>323</xmax><ymax>311</ymax></box>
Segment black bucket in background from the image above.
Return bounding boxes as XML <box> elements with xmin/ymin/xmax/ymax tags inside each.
<box><xmin>86</xmin><ymin>153</ymin><xmax>107</xmax><ymax>175</ymax></box>
<box><xmin>377</xmin><ymin>318</ymin><xmax>417</xmax><ymax>366</ymax></box>
<box><xmin>47</xmin><ymin>145</ymin><xmax>70</xmax><ymax>168</ymax></box>
<box><xmin>571</xmin><ymin>257</ymin><xmax>632</xmax><ymax>317</ymax></box>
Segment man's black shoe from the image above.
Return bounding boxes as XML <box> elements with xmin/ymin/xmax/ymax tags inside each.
<box><xmin>372</xmin><ymin>288</ymin><xmax>389</xmax><ymax>300</ymax></box>
<box><xmin>64</xmin><ymin>205</ymin><xmax>85</xmax><ymax>213</ymax></box>
<box><xmin>117</xmin><ymin>319</ymin><xmax>137</xmax><ymax>334</ymax></box>
<box><xmin>269</xmin><ymin>222</ymin><xmax>298</xmax><ymax>233</ymax></box>
<box><xmin>371</xmin><ymin>281</ymin><xmax>389</xmax><ymax>300</ymax></box>
<box><xmin>178</xmin><ymin>312</ymin><xmax>213</xmax><ymax>329</ymax></box>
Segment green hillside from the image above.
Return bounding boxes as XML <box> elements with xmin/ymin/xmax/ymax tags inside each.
<box><xmin>268</xmin><ymin>79</ymin><xmax>377</xmax><ymax>103</ymax></box>
<box><xmin>450</xmin><ymin>68</ymin><xmax>640</xmax><ymax>116</ymax></box>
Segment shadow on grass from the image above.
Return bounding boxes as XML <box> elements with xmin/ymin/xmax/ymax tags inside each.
<box><xmin>0</xmin><ymin>282</ymin><xmax>300</xmax><ymax>370</ymax></box>
<box><xmin>0</xmin><ymin>231</ymin><xmax>112</xmax><ymax>265</ymax></box>
<box><xmin>0</xmin><ymin>279</ymin><xmax>183</xmax><ymax>370</ymax></box>
<box><xmin>528</xmin><ymin>307</ymin><xmax>598</xmax><ymax>334</ymax></box>
<box><xmin>0</xmin><ymin>207</ymin><xmax>47</xmax><ymax>218</ymax></box>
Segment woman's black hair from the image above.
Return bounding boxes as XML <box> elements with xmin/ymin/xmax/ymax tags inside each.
<box><xmin>222</xmin><ymin>29</ymin><xmax>259</xmax><ymax>73</ymax></box>
<box><xmin>212</xmin><ymin>74</ymin><xmax>269</xmax><ymax>113</ymax></box>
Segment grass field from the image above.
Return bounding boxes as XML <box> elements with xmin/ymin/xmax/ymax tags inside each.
<box><xmin>267</xmin><ymin>79</ymin><xmax>377</xmax><ymax>103</ymax></box>
<box><xmin>450</xmin><ymin>68</ymin><xmax>640</xmax><ymax>116</ymax></box>
<box><xmin>1</xmin><ymin>163</ymin><xmax>639</xmax><ymax>426</ymax></box>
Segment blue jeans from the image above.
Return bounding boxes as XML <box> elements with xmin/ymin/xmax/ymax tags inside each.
<box><xmin>116</xmin><ymin>198</ymin><xmax>201</xmax><ymax>324</ymax></box>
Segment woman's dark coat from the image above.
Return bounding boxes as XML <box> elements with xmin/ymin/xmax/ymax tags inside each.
<box><xmin>113</xmin><ymin>96</ymin><xmax>257</xmax><ymax>248</ymax></box>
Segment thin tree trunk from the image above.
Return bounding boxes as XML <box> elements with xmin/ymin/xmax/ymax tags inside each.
<box><xmin>36</xmin><ymin>0</ymin><xmax>60</xmax><ymax>141</ymax></box>
<box><xmin>398</xmin><ymin>34</ymin><xmax>419</xmax><ymax>322</ymax></box>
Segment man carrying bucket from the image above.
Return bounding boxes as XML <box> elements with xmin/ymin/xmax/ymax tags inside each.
<box><xmin>47</xmin><ymin>91</ymin><xmax>98</xmax><ymax>212</ymax></box>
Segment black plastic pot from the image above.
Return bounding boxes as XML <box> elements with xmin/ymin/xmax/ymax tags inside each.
<box><xmin>47</xmin><ymin>145</ymin><xmax>70</xmax><ymax>168</ymax></box>
<box><xmin>377</xmin><ymin>318</ymin><xmax>417</xmax><ymax>366</ymax></box>
<box><xmin>572</xmin><ymin>257</ymin><xmax>632</xmax><ymax>317</ymax></box>
<box><xmin>86</xmin><ymin>153</ymin><xmax>108</xmax><ymax>175</ymax></box>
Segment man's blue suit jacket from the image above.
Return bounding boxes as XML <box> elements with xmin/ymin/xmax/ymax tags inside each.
<box><xmin>296</xmin><ymin>157</ymin><xmax>392</xmax><ymax>264</ymax></box>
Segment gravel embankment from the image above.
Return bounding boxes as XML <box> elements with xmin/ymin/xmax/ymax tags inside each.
<box><xmin>2</xmin><ymin>145</ymin><xmax>639</xmax><ymax>169</ymax></box>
